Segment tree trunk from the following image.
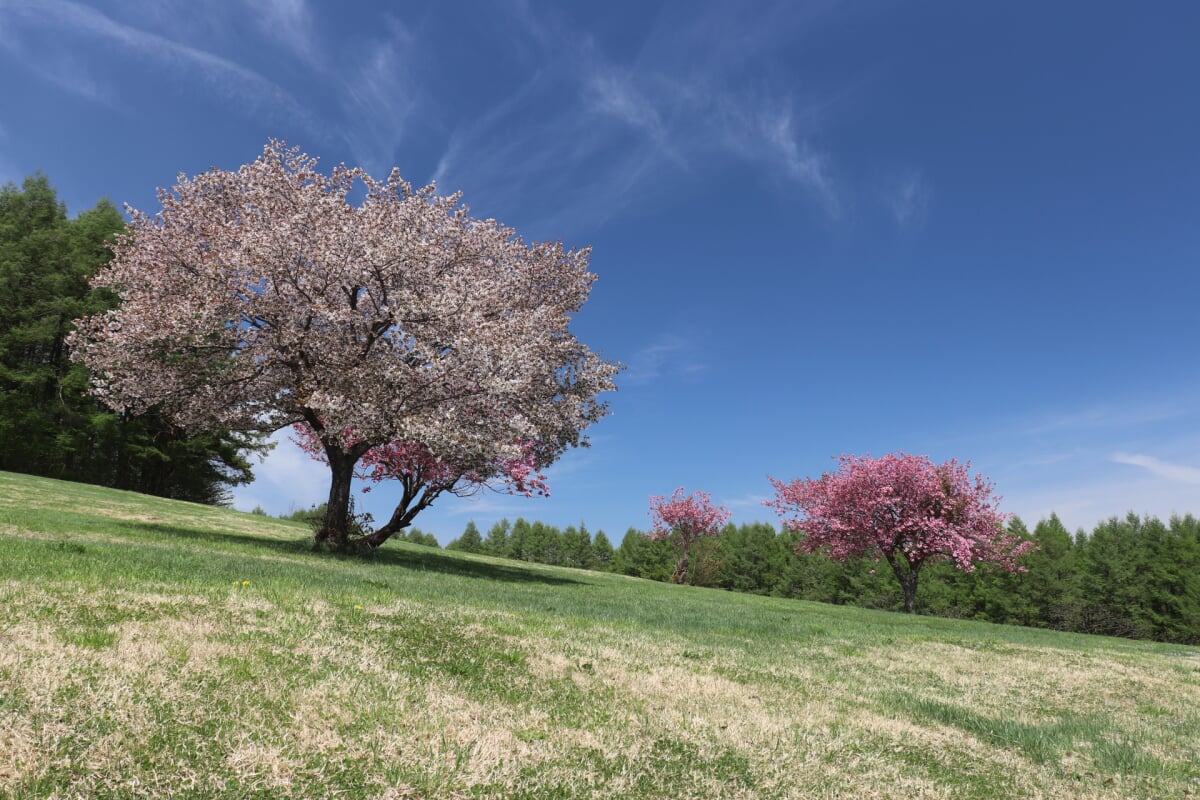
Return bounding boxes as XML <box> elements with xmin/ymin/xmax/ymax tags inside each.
<box><xmin>311</xmin><ymin>443</ymin><xmax>442</xmax><ymax>554</ymax></box>
<box><xmin>356</xmin><ymin>482</ymin><xmax>439</xmax><ymax>550</ymax></box>
<box><xmin>884</xmin><ymin>552</ymin><xmax>920</xmax><ymax>613</ymax></box>
<box><xmin>901</xmin><ymin>574</ymin><xmax>918</xmax><ymax>613</ymax></box>
<box><xmin>671</xmin><ymin>546</ymin><xmax>690</xmax><ymax>585</ymax></box>
<box><xmin>315</xmin><ymin>449</ymin><xmax>357</xmax><ymax>551</ymax></box>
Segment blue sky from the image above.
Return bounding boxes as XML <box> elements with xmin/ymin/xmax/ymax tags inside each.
<box><xmin>3</xmin><ymin>1</ymin><xmax>1199</xmax><ymax>543</ymax></box>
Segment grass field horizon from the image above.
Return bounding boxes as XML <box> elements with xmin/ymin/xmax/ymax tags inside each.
<box><xmin>1</xmin><ymin>470</ymin><xmax>1198</xmax><ymax>799</ymax></box>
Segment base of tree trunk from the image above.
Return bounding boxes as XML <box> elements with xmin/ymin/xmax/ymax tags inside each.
<box><xmin>313</xmin><ymin>525</ymin><xmax>400</xmax><ymax>555</ymax></box>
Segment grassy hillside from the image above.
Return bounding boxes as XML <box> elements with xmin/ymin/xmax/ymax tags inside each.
<box><xmin>1</xmin><ymin>471</ymin><xmax>1197</xmax><ymax>799</ymax></box>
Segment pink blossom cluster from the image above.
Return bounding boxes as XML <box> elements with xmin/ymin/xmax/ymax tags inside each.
<box><xmin>768</xmin><ymin>453</ymin><xmax>1035</xmax><ymax>572</ymax></box>
<box><xmin>292</xmin><ymin>422</ymin><xmax>549</xmax><ymax>498</ymax></box>
<box><xmin>648</xmin><ymin>487</ymin><xmax>731</xmax><ymax>544</ymax></box>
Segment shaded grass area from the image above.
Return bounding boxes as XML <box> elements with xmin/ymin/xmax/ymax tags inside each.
<box><xmin>2</xmin><ymin>470</ymin><xmax>1199</xmax><ymax>799</ymax></box>
<box><xmin>881</xmin><ymin>692</ymin><xmax>1178</xmax><ymax>776</ymax></box>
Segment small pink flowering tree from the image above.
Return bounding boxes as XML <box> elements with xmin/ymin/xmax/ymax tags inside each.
<box><xmin>69</xmin><ymin>141</ymin><xmax>619</xmax><ymax>551</ymax></box>
<box><xmin>768</xmin><ymin>453</ymin><xmax>1036</xmax><ymax>613</ymax></box>
<box><xmin>649</xmin><ymin>488</ymin><xmax>731</xmax><ymax>584</ymax></box>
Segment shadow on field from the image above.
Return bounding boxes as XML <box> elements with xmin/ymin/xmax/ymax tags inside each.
<box><xmin>122</xmin><ymin>521</ymin><xmax>585</xmax><ymax>586</ymax></box>
<box><xmin>370</xmin><ymin>546</ymin><xmax>584</xmax><ymax>586</ymax></box>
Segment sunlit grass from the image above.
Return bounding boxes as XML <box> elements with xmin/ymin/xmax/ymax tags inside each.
<box><xmin>1</xmin><ymin>470</ymin><xmax>1198</xmax><ymax>798</ymax></box>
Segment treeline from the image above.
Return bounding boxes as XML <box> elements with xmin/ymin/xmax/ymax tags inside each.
<box><xmin>445</xmin><ymin>519</ymin><xmax>616</xmax><ymax>570</ymax></box>
<box><xmin>0</xmin><ymin>176</ymin><xmax>262</xmax><ymax>504</ymax></box>
<box><xmin>439</xmin><ymin>513</ymin><xmax>1200</xmax><ymax>646</ymax></box>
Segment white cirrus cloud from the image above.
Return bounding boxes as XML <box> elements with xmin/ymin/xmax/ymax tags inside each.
<box><xmin>0</xmin><ymin>0</ymin><xmax>316</xmax><ymax>128</ymax></box>
<box><xmin>1111</xmin><ymin>453</ymin><xmax>1200</xmax><ymax>486</ymax></box>
<box><xmin>722</xmin><ymin>493</ymin><xmax>772</xmax><ymax>511</ymax></box>
<box><xmin>621</xmin><ymin>333</ymin><xmax>708</xmax><ymax>387</ymax></box>
<box><xmin>884</xmin><ymin>169</ymin><xmax>930</xmax><ymax>230</ymax></box>
<box><xmin>252</xmin><ymin>0</ymin><xmax>317</xmax><ymax>65</ymax></box>
<box><xmin>335</xmin><ymin>17</ymin><xmax>420</xmax><ymax>175</ymax></box>
<box><xmin>432</xmin><ymin>2</ymin><xmax>841</xmax><ymax>231</ymax></box>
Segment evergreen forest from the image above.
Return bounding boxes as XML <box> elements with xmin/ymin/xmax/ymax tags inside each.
<box><xmin>437</xmin><ymin>513</ymin><xmax>1200</xmax><ymax>646</ymax></box>
<box><xmin>0</xmin><ymin>176</ymin><xmax>262</xmax><ymax>504</ymax></box>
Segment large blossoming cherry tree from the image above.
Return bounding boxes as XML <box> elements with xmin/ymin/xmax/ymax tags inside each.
<box><xmin>768</xmin><ymin>453</ymin><xmax>1036</xmax><ymax>612</ymax></box>
<box><xmin>71</xmin><ymin>141</ymin><xmax>620</xmax><ymax>551</ymax></box>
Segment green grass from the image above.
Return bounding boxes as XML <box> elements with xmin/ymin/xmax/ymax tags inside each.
<box><xmin>1</xmin><ymin>471</ymin><xmax>1199</xmax><ymax>798</ymax></box>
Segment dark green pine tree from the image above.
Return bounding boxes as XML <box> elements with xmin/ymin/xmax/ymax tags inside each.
<box><xmin>0</xmin><ymin>175</ymin><xmax>263</xmax><ymax>504</ymax></box>
<box><xmin>399</xmin><ymin>528</ymin><xmax>440</xmax><ymax>547</ymax></box>
<box><xmin>1074</xmin><ymin>514</ymin><xmax>1154</xmax><ymax>639</ymax></box>
<box><xmin>1159</xmin><ymin>515</ymin><xmax>1200</xmax><ymax>644</ymax></box>
<box><xmin>716</xmin><ymin>522</ymin><xmax>786</xmax><ymax>595</ymax></box>
<box><xmin>561</xmin><ymin>523</ymin><xmax>596</xmax><ymax>569</ymax></box>
<box><xmin>525</xmin><ymin>521</ymin><xmax>562</xmax><ymax>565</ymax></box>
<box><xmin>1017</xmin><ymin>513</ymin><xmax>1079</xmax><ymax>628</ymax></box>
<box><xmin>448</xmin><ymin>520</ymin><xmax>484</xmax><ymax>553</ymax></box>
<box><xmin>508</xmin><ymin>518</ymin><xmax>533</xmax><ymax>561</ymax></box>
<box><xmin>482</xmin><ymin>518</ymin><xmax>511</xmax><ymax>558</ymax></box>
<box><xmin>591</xmin><ymin>529</ymin><xmax>615</xmax><ymax>571</ymax></box>
<box><xmin>611</xmin><ymin>528</ymin><xmax>672</xmax><ymax>582</ymax></box>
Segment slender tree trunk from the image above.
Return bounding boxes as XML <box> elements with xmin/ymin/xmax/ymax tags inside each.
<box><xmin>671</xmin><ymin>539</ymin><xmax>690</xmax><ymax>584</ymax></box>
<box><xmin>901</xmin><ymin>574</ymin><xmax>918</xmax><ymax>613</ymax></box>
<box><xmin>884</xmin><ymin>552</ymin><xmax>920</xmax><ymax>613</ymax></box>
<box><xmin>354</xmin><ymin>479</ymin><xmax>441</xmax><ymax>551</ymax></box>
<box><xmin>358</xmin><ymin>525</ymin><xmax>404</xmax><ymax>550</ymax></box>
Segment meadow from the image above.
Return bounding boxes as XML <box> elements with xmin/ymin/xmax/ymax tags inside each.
<box><xmin>1</xmin><ymin>471</ymin><xmax>1197</xmax><ymax>799</ymax></box>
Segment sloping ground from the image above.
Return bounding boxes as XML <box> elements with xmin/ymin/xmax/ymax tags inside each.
<box><xmin>1</xmin><ymin>470</ymin><xmax>1198</xmax><ymax>799</ymax></box>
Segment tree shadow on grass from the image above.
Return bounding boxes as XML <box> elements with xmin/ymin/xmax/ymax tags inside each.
<box><xmin>368</xmin><ymin>545</ymin><xmax>585</xmax><ymax>586</ymax></box>
<box><xmin>119</xmin><ymin>521</ymin><xmax>586</xmax><ymax>586</ymax></box>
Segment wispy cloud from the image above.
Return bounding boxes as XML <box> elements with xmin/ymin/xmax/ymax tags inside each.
<box><xmin>1111</xmin><ymin>453</ymin><xmax>1200</xmax><ymax>485</ymax></box>
<box><xmin>1004</xmin><ymin>469</ymin><xmax>1200</xmax><ymax>534</ymax></box>
<box><xmin>1019</xmin><ymin>401</ymin><xmax>1190</xmax><ymax>437</ymax></box>
<box><xmin>252</xmin><ymin>0</ymin><xmax>317</xmax><ymax>66</ymax></box>
<box><xmin>720</xmin><ymin>99</ymin><xmax>838</xmax><ymax>213</ymax></box>
<box><xmin>335</xmin><ymin>17</ymin><xmax>420</xmax><ymax>175</ymax></box>
<box><xmin>0</xmin><ymin>0</ymin><xmax>316</xmax><ymax>127</ymax></box>
<box><xmin>434</xmin><ymin>492</ymin><xmax>531</xmax><ymax>519</ymax></box>
<box><xmin>431</xmin><ymin>3</ymin><xmax>839</xmax><ymax>232</ymax></box>
<box><xmin>883</xmin><ymin>169</ymin><xmax>930</xmax><ymax>230</ymax></box>
<box><xmin>0</xmin><ymin>121</ymin><xmax>17</xmax><ymax>187</ymax></box>
<box><xmin>621</xmin><ymin>333</ymin><xmax>708</xmax><ymax>387</ymax></box>
<box><xmin>583</xmin><ymin>66</ymin><xmax>683</xmax><ymax>167</ymax></box>
<box><xmin>722</xmin><ymin>493</ymin><xmax>771</xmax><ymax>510</ymax></box>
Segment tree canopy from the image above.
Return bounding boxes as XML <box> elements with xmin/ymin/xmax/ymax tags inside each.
<box><xmin>71</xmin><ymin>141</ymin><xmax>619</xmax><ymax>549</ymax></box>
<box><xmin>769</xmin><ymin>453</ymin><xmax>1035</xmax><ymax>612</ymax></box>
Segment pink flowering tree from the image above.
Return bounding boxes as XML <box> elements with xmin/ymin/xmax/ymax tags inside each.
<box><xmin>768</xmin><ymin>453</ymin><xmax>1036</xmax><ymax>613</ymax></box>
<box><xmin>70</xmin><ymin>141</ymin><xmax>619</xmax><ymax>551</ymax></box>
<box><xmin>649</xmin><ymin>488</ymin><xmax>731</xmax><ymax>584</ymax></box>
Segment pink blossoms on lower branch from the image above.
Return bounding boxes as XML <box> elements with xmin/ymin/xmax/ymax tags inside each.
<box><xmin>293</xmin><ymin>422</ymin><xmax>549</xmax><ymax>499</ymax></box>
<box><xmin>768</xmin><ymin>453</ymin><xmax>1036</xmax><ymax>613</ymax></box>
<box><xmin>649</xmin><ymin>487</ymin><xmax>731</xmax><ymax>585</ymax></box>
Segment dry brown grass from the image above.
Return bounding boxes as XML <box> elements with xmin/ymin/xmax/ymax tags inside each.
<box><xmin>2</xmin><ymin>572</ymin><xmax>1198</xmax><ymax>799</ymax></box>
